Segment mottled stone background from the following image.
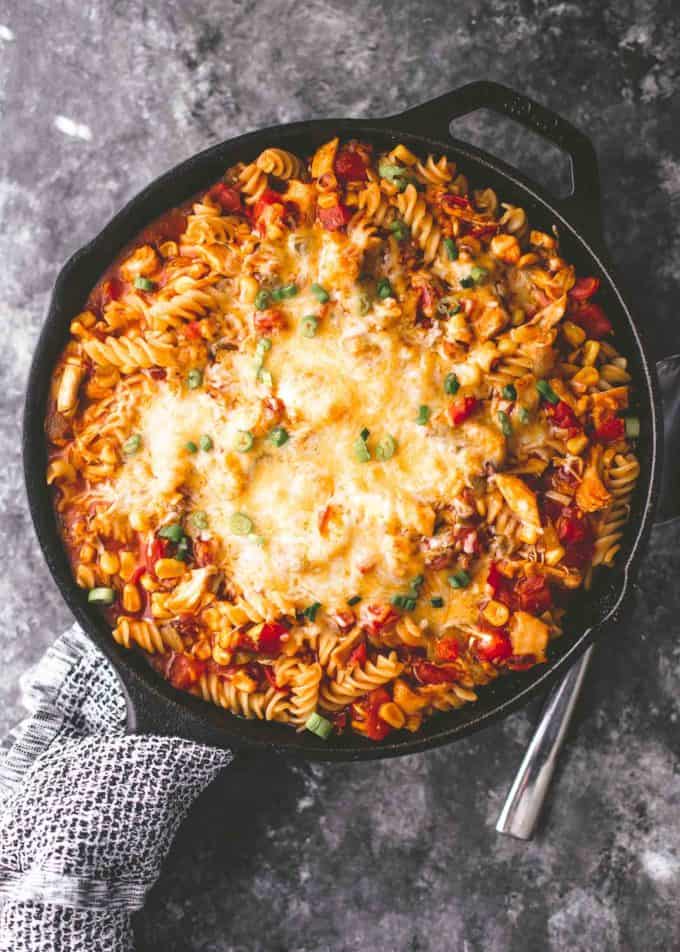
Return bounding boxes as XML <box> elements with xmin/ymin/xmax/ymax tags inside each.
<box><xmin>1</xmin><ymin>1</ymin><xmax>679</xmax><ymax>950</ymax></box>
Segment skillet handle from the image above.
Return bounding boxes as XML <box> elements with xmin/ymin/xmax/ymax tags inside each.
<box><xmin>385</xmin><ymin>80</ymin><xmax>603</xmax><ymax>245</ymax></box>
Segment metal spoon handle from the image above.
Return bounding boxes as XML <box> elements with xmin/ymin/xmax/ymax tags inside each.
<box><xmin>495</xmin><ymin>645</ymin><xmax>593</xmax><ymax>839</ymax></box>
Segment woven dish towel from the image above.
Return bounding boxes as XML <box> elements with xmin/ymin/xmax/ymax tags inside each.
<box><xmin>0</xmin><ymin>624</ymin><xmax>231</xmax><ymax>951</ymax></box>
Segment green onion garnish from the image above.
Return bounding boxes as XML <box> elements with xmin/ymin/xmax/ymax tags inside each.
<box><xmin>347</xmin><ymin>595</ymin><xmax>362</xmax><ymax>606</ymax></box>
<box><xmin>375</xmin><ymin>435</ymin><xmax>397</xmax><ymax>461</ymax></box>
<box><xmin>134</xmin><ymin>276</ymin><xmax>155</xmax><ymax>292</ymax></box>
<box><xmin>234</xmin><ymin>430</ymin><xmax>254</xmax><ymax>453</ymax></box>
<box><xmin>190</xmin><ymin>510</ymin><xmax>209</xmax><ymax>530</ymax></box>
<box><xmin>354</xmin><ymin>437</ymin><xmax>371</xmax><ymax>463</ymax></box>
<box><xmin>256</xmin><ymin>337</ymin><xmax>272</xmax><ymax>356</ymax></box>
<box><xmin>536</xmin><ymin>379</ymin><xmax>559</xmax><ymax>404</ymax></box>
<box><xmin>430</xmin><ymin>596</ymin><xmax>445</xmax><ymax>608</ymax></box>
<box><xmin>230</xmin><ymin>512</ymin><xmax>253</xmax><ymax>535</ymax></box>
<box><xmin>416</xmin><ymin>405</ymin><xmax>431</xmax><ymax>426</ymax></box>
<box><xmin>254</xmin><ymin>289</ymin><xmax>270</xmax><ymax>310</ymax></box>
<box><xmin>311</xmin><ymin>282</ymin><xmax>329</xmax><ymax>302</ymax></box>
<box><xmin>376</xmin><ymin>278</ymin><xmax>393</xmax><ymax>299</ymax></box>
<box><xmin>470</xmin><ymin>265</ymin><xmax>488</xmax><ymax>284</ymax></box>
<box><xmin>498</xmin><ymin>411</ymin><xmax>512</xmax><ymax>437</ymax></box>
<box><xmin>443</xmin><ymin>237</ymin><xmax>458</xmax><ymax>260</ymax></box>
<box><xmin>518</xmin><ymin>406</ymin><xmax>530</xmax><ymax>424</ymax></box>
<box><xmin>257</xmin><ymin>368</ymin><xmax>273</xmax><ymax>388</ymax></box>
<box><xmin>303</xmin><ymin>602</ymin><xmax>321</xmax><ymax>622</ymax></box>
<box><xmin>378</xmin><ymin>161</ymin><xmax>410</xmax><ymax>190</ymax></box>
<box><xmin>444</xmin><ymin>373</ymin><xmax>460</xmax><ymax>396</ymax></box>
<box><xmin>185</xmin><ymin>441</ymin><xmax>198</xmax><ymax>454</ymax></box>
<box><xmin>625</xmin><ymin>416</ymin><xmax>640</xmax><ymax>438</ymax></box>
<box><xmin>122</xmin><ymin>434</ymin><xmax>142</xmax><ymax>456</ymax></box>
<box><xmin>502</xmin><ymin>383</ymin><xmax>517</xmax><ymax>401</ymax></box>
<box><xmin>391</xmin><ymin>594</ymin><xmax>416</xmax><ymax>611</ymax></box>
<box><xmin>448</xmin><ymin>570</ymin><xmax>471</xmax><ymax>589</ymax></box>
<box><xmin>305</xmin><ymin>711</ymin><xmax>333</xmax><ymax>739</ymax></box>
<box><xmin>87</xmin><ymin>587</ymin><xmax>116</xmax><ymax>605</ymax></box>
<box><xmin>389</xmin><ymin>220</ymin><xmax>409</xmax><ymax>241</ymax></box>
<box><xmin>159</xmin><ymin>524</ymin><xmax>184</xmax><ymax>543</ymax></box>
<box><xmin>360</xmin><ymin>427</ymin><xmax>370</xmax><ymax>441</ymax></box>
<box><xmin>199</xmin><ymin>434</ymin><xmax>213</xmax><ymax>451</ymax></box>
<box><xmin>272</xmin><ymin>283</ymin><xmax>298</xmax><ymax>300</ymax></box>
<box><xmin>268</xmin><ymin>426</ymin><xmax>289</xmax><ymax>447</ymax></box>
<box><xmin>460</xmin><ymin>276</ymin><xmax>475</xmax><ymax>289</ymax></box>
<box><xmin>301</xmin><ymin>316</ymin><xmax>318</xmax><ymax>337</ymax></box>
<box><xmin>187</xmin><ymin>369</ymin><xmax>203</xmax><ymax>389</ymax></box>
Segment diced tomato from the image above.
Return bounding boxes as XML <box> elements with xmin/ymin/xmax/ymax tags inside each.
<box><xmin>361</xmin><ymin>603</ymin><xmax>400</xmax><ymax>637</ymax></box>
<box><xmin>168</xmin><ymin>653</ymin><xmax>207</xmax><ymax>690</ymax></box>
<box><xmin>209</xmin><ymin>183</ymin><xmax>241</xmax><ymax>213</ymax></box>
<box><xmin>515</xmin><ymin>575</ymin><xmax>552</xmax><ymax>614</ymax></box>
<box><xmin>184</xmin><ymin>320</ymin><xmax>203</xmax><ymax>339</ymax></box>
<box><xmin>441</xmin><ymin>193</ymin><xmax>470</xmax><ymax>210</ymax></box>
<box><xmin>594</xmin><ymin>415</ymin><xmax>625</xmax><ymax>443</ymax></box>
<box><xmin>474</xmin><ymin>629</ymin><xmax>512</xmax><ymax>663</ymax></box>
<box><xmin>364</xmin><ymin>687</ymin><xmax>392</xmax><ymax>741</ymax></box>
<box><xmin>263</xmin><ymin>666</ymin><xmax>282</xmax><ymax>691</ymax></box>
<box><xmin>569</xmin><ymin>276</ymin><xmax>600</xmax><ymax>301</ymax></box>
<box><xmin>556</xmin><ymin>505</ymin><xmax>594</xmax><ymax>568</ymax></box>
<box><xmin>487</xmin><ymin>561</ymin><xmax>515</xmax><ymax>607</ymax></box>
<box><xmin>334</xmin><ymin>147</ymin><xmax>368</xmax><ymax>182</ymax></box>
<box><xmin>102</xmin><ymin>276</ymin><xmax>125</xmax><ymax>304</ymax></box>
<box><xmin>507</xmin><ymin>654</ymin><xmax>537</xmax><ymax>671</ymax></box>
<box><xmin>570</xmin><ymin>302</ymin><xmax>612</xmax><ymax>339</ymax></box>
<box><xmin>257</xmin><ymin>621</ymin><xmax>289</xmax><ymax>656</ymax></box>
<box><xmin>253</xmin><ymin>188</ymin><xmax>285</xmax><ymax>221</ymax></box>
<box><xmin>317</xmin><ymin>203</ymin><xmax>352</xmax><ymax>231</ymax></box>
<box><xmin>547</xmin><ymin>400</ymin><xmax>580</xmax><ymax>435</ymax></box>
<box><xmin>448</xmin><ymin>396</ymin><xmax>478</xmax><ymax>425</ymax></box>
<box><xmin>413</xmin><ymin>661</ymin><xmax>459</xmax><ymax>684</ymax></box>
<box><xmin>349</xmin><ymin>641</ymin><xmax>367</xmax><ymax>666</ymax></box>
<box><xmin>254</xmin><ymin>308</ymin><xmax>287</xmax><ymax>334</ymax></box>
<box><xmin>149</xmin><ymin>367</ymin><xmax>167</xmax><ymax>380</ymax></box>
<box><xmin>434</xmin><ymin>637</ymin><xmax>460</xmax><ymax>663</ymax></box>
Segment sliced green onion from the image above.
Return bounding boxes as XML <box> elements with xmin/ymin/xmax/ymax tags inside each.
<box><xmin>190</xmin><ymin>510</ymin><xmax>209</xmax><ymax>530</ymax></box>
<box><xmin>347</xmin><ymin>595</ymin><xmax>362</xmax><ymax>606</ymax></box>
<box><xmin>391</xmin><ymin>593</ymin><xmax>416</xmax><ymax>611</ymax></box>
<box><xmin>311</xmin><ymin>282</ymin><xmax>329</xmax><ymax>302</ymax></box>
<box><xmin>305</xmin><ymin>711</ymin><xmax>333</xmax><ymax>739</ymax></box>
<box><xmin>376</xmin><ymin>278</ymin><xmax>393</xmax><ymax>299</ymax></box>
<box><xmin>444</xmin><ymin>373</ymin><xmax>460</xmax><ymax>396</ymax></box>
<box><xmin>416</xmin><ymin>405</ymin><xmax>431</xmax><ymax>426</ymax></box>
<box><xmin>448</xmin><ymin>570</ymin><xmax>471</xmax><ymax>589</ymax></box>
<box><xmin>159</xmin><ymin>524</ymin><xmax>184</xmax><ymax>543</ymax></box>
<box><xmin>301</xmin><ymin>316</ymin><xmax>318</xmax><ymax>338</ymax></box>
<box><xmin>360</xmin><ymin>427</ymin><xmax>370</xmax><ymax>441</ymax></box>
<box><xmin>199</xmin><ymin>434</ymin><xmax>213</xmax><ymax>452</ymax></box>
<box><xmin>498</xmin><ymin>411</ymin><xmax>513</xmax><ymax>437</ymax></box>
<box><xmin>303</xmin><ymin>602</ymin><xmax>321</xmax><ymax>622</ymax></box>
<box><xmin>518</xmin><ymin>406</ymin><xmax>530</xmax><ymax>424</ymax></box>
<box><xmin>230</xmin><ymin>512</ymin><xmax>253</xmax><ymax>535</ymax></box>
<box><xmin>122</xmin><ymin>434</ymin><xmax>142</xmax><ymax>456</ymax></box>
<box><xmin>443</xmin><ymin>237</ymin><xmax>458</xmax><ymax>260</ymax></box>
<box><xmin>354</xmin><ymin>437</ymin><xmax>371</xmax><ymax>462</ymax></box>
<box><xmin>175</xmin><ymin>537</ymin><xmax>190</xmax><ymax>561</ymax></box>
<box><xmin>134</xmin><ymin>276</ymin><xmax>155</xmax><ymax>292</ymax></box>
<box><xmin>254</xmin><ymin>289</ymin><xmax>270</xmax><ymax>310</ymax></box>
<box><xmin>625</xmin><ymin>416</ymin><xmax>640</xmax><ymax>438</ymax></box>
<box><xmin>536</xmin><ymin>379</ymin><xmax>559</xmax><ymax>404</ymax></box>
<box><xmin>430</xmin><ymin>596</ymin><xmax>445</xmax><ymax>608</ymax></box>
<box><xmin>185</xmin><ymin>441</ymin><xmax>198</xmax><ymax>454</ymax></box>
<box><xmin>502</xmin><ymin>383</ymin><xmax>517</xmax><ymax>401</ymax></box>
<box><xmin>375</xmin><ymin>434</ymin><xmax>397</xmax><ymax>461</ymax></box>
<box><xmin>470</xmin><ymin>265</ymin><xmax>488</xmax><ymax>284</ymax></box>
<box><xmin>187</xmin><ymin>369</ymin><xmax>203</xmax><ymax>389</ymax></box>
<box><xmin>389</xmin><ymin>220</ymin><xmax>409</xmax><ymax>241</ymax></box>
<box><xmin>268</xmin><ymin>426</ymin><xmax>289</xmax><ymax>447</ymax></box>
<box><xmin>88</xmin><ymin>587</ymin><xmax>116</xmax><ymax>605</ymax></box>
<box><xmin>272</xmin><ymin>283</ymin><xmax>298</xmax><ymax>300</ymax></box>
<box><xmin>460</xmin><ymin>275</ymin><xmax>475</xmax><ymax>288</ymax></box>
<box><xmin>256</xmin><ymin>337</ymin><xmax>272</xmax><ymax>356</ymax></box>
<box><xmin>257</xmin><ymin>368</ymin><xmax>273</xmax><ymax>388</ymax></box>
<box><xmin>234</xmin><ymin>430</ymin><xmax>254</xmax><ymax>453</ymax></box>
<box><xmin>411</xmin><ymin>574</ymin><xmax>425</xmax><ymax>588</ymax></box>
<box><xmin>378</xmin><ymin>162</ymin><xmax>410</xmax><ymax>189</ymax></box>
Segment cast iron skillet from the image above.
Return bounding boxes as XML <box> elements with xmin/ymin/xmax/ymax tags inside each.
<box><xmin>23</xmin><ymin>81</ymin><xmax>662</xmax><ymax>761</ymax></box>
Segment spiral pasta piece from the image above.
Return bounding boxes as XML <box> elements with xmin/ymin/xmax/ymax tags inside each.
<box><xmin>396</xmin><ymin>184</ymin><xmax>441</xmax><ymax>263</ymax></box>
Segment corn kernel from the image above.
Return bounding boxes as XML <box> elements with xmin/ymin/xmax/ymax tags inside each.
<box><xmin>571</xmin><ymin>366</ymin><xmax>599</xmax><ymax>392</ymax></box>
<box><xmin>99</xmin><ymin>550</ymin><xmax>120</xmax><ymax>575</ymax></box>
<box><xmin>563</xmin><ymin>320</ymin><xmax>586</xmax><ymax>347</ymax></box>
<box><xmin>79</xmin><ymin>543</ymin><xmax>96</xmax><ymax>564</ymax></box>
<box><xmin>129</xmin><ymin>510</ymin><xmax>152</xmax><ymax>531</ymax></box>
<box><xmin>482</xmin><ymin>599</ymin><xmax>510</xmax><ymax>627</ymax></box>
<box><xmin>212</xmin><ymin>644</ymin><xmax>232</xmax><ymax>666</ymax></box>
<box><xmin>583</xmin><ymin>340</ymin><xmax>601</xmax><ymax>366</ymax></box>
<box><xmin>566</xmin><ymin>434</ymin><xmax>589</xmax><ymax>455</ymax></box>
<box><xmin>231</xmin><ymin>670</ymin><xmax>257</xmax><ymax>692</ymax></box>
<box><xmin>139</xmin><ymin>572</ymin><xmax>159</xmax><ymax>592</ymax></box>
<box><xmin>194</xmin><ymin>640</ymin><xmax>213</xmax><ymax>661</ymax></box>
<box><xmin>76</xmin><ymin>564</ymin><xmax>96</xmax><ymax>589</ymax></box>
<box><xmin>404</xmin><ymin>714</ymin><xmax>422</xmax><ymax>733</ymax></box>
<box><xmin>154</xmin><ymin>558</ymin><xmax>186</xmax><ymax>579</ymax></box>
<box><xmin>118</xmin><ymin>551</ymin><xmax>136</xmax><ymax>582</ymax></box>
<box><xmin>122</xmin><ymin>583</ymin><xmax>142</xmax><ymax>613</ymax></box>
<box><xmin>390</xmin><ymin>144</ymin><xmax>418</xmax><ymax>166</ymax></box>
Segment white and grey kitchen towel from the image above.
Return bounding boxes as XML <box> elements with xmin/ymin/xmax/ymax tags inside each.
<box><xmin>0</xmin><ymin>624</ymin><xmax>231</xmax><ymax>952</ymax></box>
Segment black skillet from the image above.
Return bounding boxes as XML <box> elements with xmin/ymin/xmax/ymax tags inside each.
<box><xmin>23</xmin><ymin>81</ymin><xmax>663</xmax><ymax>761</ymax></box>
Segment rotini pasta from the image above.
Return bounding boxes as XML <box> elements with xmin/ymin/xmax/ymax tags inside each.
<box><xmin>46</xmin><ymin>138</ymin><xmax>639</xmax><ymax>741</ymax></box>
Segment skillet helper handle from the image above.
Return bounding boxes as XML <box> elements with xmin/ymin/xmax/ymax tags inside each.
<box><xmin>389</xmin><ymin>80</ymin><xmax>603</xmax><ymax>244</ymax></box>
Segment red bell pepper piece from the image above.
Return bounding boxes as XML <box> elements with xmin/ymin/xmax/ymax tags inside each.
<box><xmin>257</xmin><ymin>621</ymin><xmax>289</xmax><ymax>655</ymax></box>
<box><xmin>348</xmin><ymin>641</ymin><xmax>367</xmax><ymax>666</ymax></box>
<box><xmin>254</xmin><ymin>308</ymin><xmax>287</xmax><ymax>334</ymax></box>
<box><xmin>208</xmin><ymin>183</ymin><xmax>242</xmax><ymax>213</ymax></box>
<box><xmin>364</xmin><ymin>687</ymin><xmax>392</xmax><ymax>740</ymax></box>
<box><xmin>594</xmin><ymin>415</ymin><xmax>625</xmax><ymax>443</ymax></box>
<box><xmin>441</xmin><ymin>193</ymin><xmax>470</xmax><ymax>210</ymax></box>
<box><xmin>569</xmin><ymin>276</ymin><xmax>600</xmax><ymax>301</ymax></box>
<box><xmin>570</xmin><ymin>302</ymin><xmax>612</xmax><ymax>339</ymax></box>
<box><xmin>253</xmin><ymin>188</ymin><xmax>285</xmax><ymax>221</ymax></box>
<box><xmin>547</xmin><ymin>400</ymin><xmax>581</xmax><ymax>435</ymax></box>
<box><xmin>317</xmin><ymin>203</ymin><xmax>352</xmax><ymax>231</ymax></box>
<box><xmin>474</xmin><ymin>628</ymin><xmax>512</xmax><ymax>663</ymax></box>
<box><xmin>514</xmin><ymin>575</ymin><xmax>552</xmax><ymax>614</ymax></box>
<box><xmin>448</xmin><ymin>396</ymin><xmax>478</xmax><ymax>425</ymax></box>
<box><xmin>413</xmin><ymin>661</ymin><xmax>459</xmax><ymax>684</ymax></box>
<box><xmin>334</xmin><ymin>147</ymin><xmax>368</xmax><ymax>182</ymax></box>
<box><xmin>434</xmin><ymin>637</ymin><xmax>460</xmax><ymax>663</ymax></box>
<box><xmin>184</xmin><ymin>320</ymin><xmax>203</xmax><ymax>339</ymax></box>
<box><xmin>361</xmin><ymin>603</ymin><xmax>400</xmax><ymax>636</ymax></box>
